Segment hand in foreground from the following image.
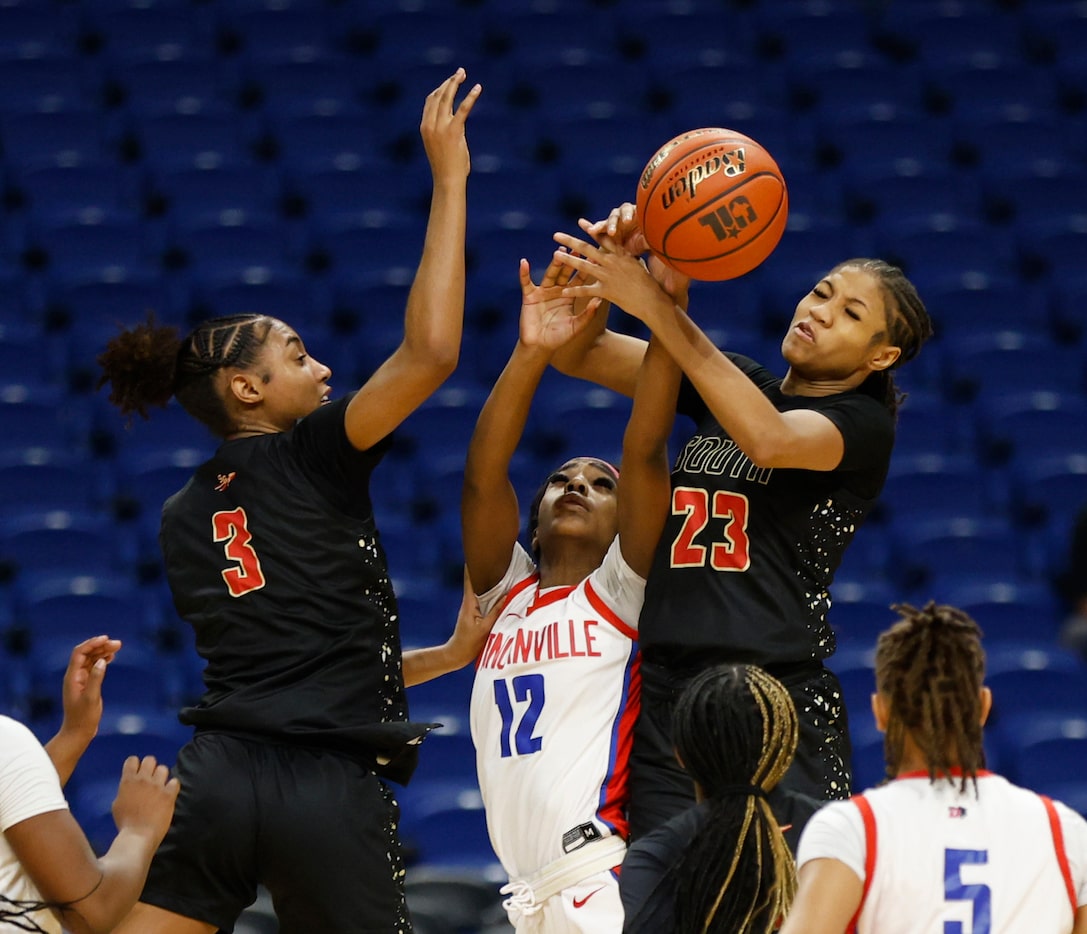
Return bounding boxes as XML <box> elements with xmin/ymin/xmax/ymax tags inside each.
<box><xmin>445</xmin><ymin>568</ymin><xmax>504</xmax><ymax>670</ymax></box>
<box><xmin>112</xmin><ymin>755</ymin><xmax>180</xmax><ymax>846</ymax></box>
<box><xmin>518</xmin><ymin>254</ymin><xmax>602</xmax><ymax>352</ymax></box>
<box><xmin>552</xmin><ymin>229</ymin><xmax>675</xmax><ymax>327</ymax></box>
<box><xmin>420</xmin><ymin>67</ymin><xmax>482</xmax><ymax>183</ymax></box>
<box><xmin>60</xmin><ymin>635</ymin><xmax>122</xmax><ymax>742</ymax></box>
<box><xmin>584</xmin><ymin>202</ymin><xmax>648</xmax><ymax>257</ymax></box>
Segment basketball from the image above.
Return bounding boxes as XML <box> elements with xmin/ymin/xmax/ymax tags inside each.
<box><xmin>635</xmin><ymin>127</ymin><xmax>789</xmax><ymax>281</ymax></box>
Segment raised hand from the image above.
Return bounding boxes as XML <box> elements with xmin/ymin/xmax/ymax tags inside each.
<box><xmin>60</xmin><ymin>635</ymin><xmax>122</xmax><ymax>742</ymax></box>
<box><xmin>583</xmin><ymin>202</ymin><xmax>649</xmax><ymax>257</ymax></box>
<box><xmin>111</xmin><ymin>755</ymin><xmax>180</xmax><ymax>845</ymax></box>
<box><xmin>518</xmin><ymin>254</ymin><xmax>601</xmax><ymax>352</ymax></box>
<box><xmin>420</xmin><ymin>67</ymin><xmax>482</xmax><ymax>183</ymax></box>
<box><xmin>551</xmin><ymin>230</ymin><xmax>674</xmax><ymax>328</ymax></box>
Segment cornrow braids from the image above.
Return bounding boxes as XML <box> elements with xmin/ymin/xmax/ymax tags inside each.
<box><xmin>671</xmin><ymin>664</ymin><xmax>798</xmax><ymax>934</ymax></box>
<box><xmin>875</xmin><ymin>601</ymin><xmax>987</xmax><ymax>793</ymax></box>
<box><xmin>97</xmin><ymin>313</ymin><xmax>274</xmax><ymax>438</ymax></box>
<box><xmin>830</xmin><ymin>258</ymin><xmax>934</xmax><ymax>418</ymax></box>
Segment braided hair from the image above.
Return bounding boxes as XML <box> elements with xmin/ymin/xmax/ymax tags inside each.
<box><xmin>830</xmin><ymin>258</ymin><xmax>933</xmax><ymax>418</ymax></box>
<box><xmin>875</xmin><ymin>601</ymin><xmax>987</xmax><ymax>792</ymax></box>
<box><xmin>671</xmin><ymin>664</ymin><xmax>798</xmax><ymax>934</ymax></box>
<box><xmin>96</xmin><ymin>313</ymin><xmax>275</xmax><ymax>437</ymax></box>
<box><xmin>0</xmin><ymin>893</ymin><xmax>52</xmax><ymax>932</ymax></box>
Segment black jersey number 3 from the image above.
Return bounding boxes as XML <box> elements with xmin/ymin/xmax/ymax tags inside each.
<box><xmin>670</xmin><ymin>487</ymin><xmax>752</xmax><ymax>572</ymax></box>
<box><xmin>212</xmin><ymin>507</ymin><xmax>268</xmax><ymax>597</ymax></box>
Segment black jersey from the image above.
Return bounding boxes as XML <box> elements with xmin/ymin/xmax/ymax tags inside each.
<box><xmin>160</xmin><ymin>395</ymin><xmax>426</xmax><ymax>782</ymax></box>
<box><xmin>639</xmin><ymin>353</ymin><xmax>895</xmax><ymax>667</ymax></box>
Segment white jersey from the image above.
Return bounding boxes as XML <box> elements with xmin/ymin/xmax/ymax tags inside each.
<box><xmin>471</xmin><ymin>538</ymin><xmax>643</xmax><ymax>881</ymax></box>
<box><xmin>0</xmin><ymin>716</ymin><xmax>68</xmax><ymax>934</ymax></box>
<box><xmin>797</xmin><ymin>771</ymin><xmax>1087</xmax><ymax>934</ymax></box>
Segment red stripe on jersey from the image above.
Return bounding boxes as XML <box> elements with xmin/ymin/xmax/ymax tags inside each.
<box><xmin>595</xmin><ymin>648</ymin><xmax>641</xmax><ymax>841</ymax></box>
<box><xmin>585</xmin><ymin>579</ymin><xmax>639</xmax><ymax>641</ymax></box>
<box><xmin>527</xmin><ymin>584</ymin><xmax>575</xmax><ymax>614</ymax></box>
<box><xmin>1041</xmin><ymin>794</ymin><xmax>1078</xmax><ymax>913</ymax></box>
<box><xmin>847</xmin><ymin>795</ymin><xmax>877</xmax><ymax>934</ymax></box>
<box><xmin>501</xmin><ymin>573</ymin><xmax>539</xmax><ymax>613</ymax></box>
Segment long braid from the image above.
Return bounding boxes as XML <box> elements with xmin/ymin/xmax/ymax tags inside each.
<box><xmin>672</xmin><ymin>664</ymin><xmax>798</xmax><ymax>934</ymax></box>
<box><xmin>97</xmin><ymin>313</ymin><xmax>274</xmax><ymax>437</ymax></box>
<box><xmin>875</xmin><ymin>601</ymin><xmax>987</xmax><ymax>792</ymax></box>
<box><xmin>830</xmin><ymin>258</ymin><xmax>933</xmax><ymax>418</ymax></box>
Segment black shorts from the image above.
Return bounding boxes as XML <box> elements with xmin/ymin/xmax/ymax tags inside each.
<box><xmin>141</xmin><ymin>732</ymin><xmax>412</xmax><ymax>934</ymax></box>
<box><xmin>628</xmin><ymin>661</ymin><xmax>852</xmax><ymax>851</ymax></box>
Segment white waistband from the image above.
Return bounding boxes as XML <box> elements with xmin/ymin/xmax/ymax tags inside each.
<box><xmin>499</xmin><ymin>835</ymin><xmax>628</xmax><ymax>916</ymax></box>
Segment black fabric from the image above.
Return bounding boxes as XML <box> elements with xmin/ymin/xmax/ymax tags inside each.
<box><xmin>160</xmin><ymin>394</ymin><xmax>422</xmax><ymax>777</ymax></box>
<box><xmin>628</xmin><ymin>660</ymin><xmax>835</xmax><ymax>851</ymax></box>
<box><xmin>141</xmin><ymin>733</ymin><xmax>413</xmax><ymax>933</ymax></box>
<box><xmin>643</xmin><ymin>353</ymin><xmax>895</xmax><ymax>666</ymax></box>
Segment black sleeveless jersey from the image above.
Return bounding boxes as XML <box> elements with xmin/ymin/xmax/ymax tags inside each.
<box><xmin>160</xmin><ymin>395</ymin><xmax>427</xmax><ymax>782</ymax></box>
<box><xmin>639</xmin><ymin>354</ymin><xmax>895</xmax><ymax>667</ymax></box>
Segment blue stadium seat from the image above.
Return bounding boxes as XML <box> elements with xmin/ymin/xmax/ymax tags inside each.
<box><xmin>109</xmin><ymin>57</ymin><xmax>234</xmax><ymax>118</ymax></box>
<box><xmin>14</xmin><ymin>572</ymin><xmax>156</xmax><ymax>650</ymax></box>
<box><xmin>0</xmin><ymin>382</ymin><xmax>88</xmax><ymax>455</ymax></box>
<box><xmin>132</xmin><ymin>111</ymin><xmax>251</xmax><ymax>171</ymax></box>
<box><xmin>0</xmin><ymin>58</ymin><xmax>96</xmax><ymax>115</ymax></box>
<box><xmin>941</xmin><ymin>580</ymin><xmax>1062</xmax><ymax>645</ymax></box>
<box><xmin>923</xmin><ymin>278</ymin><xmax>1051</xmax><ymax>342</ymax></box>
<box><xmin>397</xmin><ymin>784</ymin><xmax>498</xmax><ymax>872</ymax></box>
<box><xmin>95</xmin><ymin>397</ymin><xmax>216</xmax><ymax>461</ymax></box>
<box><xmin>226</xmin><ymin>7</ymin><xmax>335</xmax><ymax>65</ymax></box>
<box><xmin>0</xmin><ymin>329</ymin><xmax>61</xmax><ymax>393</ymax></box>
<box><xmin>0</xmin><ymin>509</ymin><xmax>134</xmax><ymax>584</ymax></box>
<box><xmin>892</xmin><ymin>390</ymin><xmax>975</xmax><ymax>458</ymax></box>
<box><xmin>876</xmin><ymin>217</ymin><xmax>1012</xmax><ymax>288</ymax></box>
<box><xmin>271</xmin><ymin>112</ymin><xmax>386</xmax><ymax>177</ymax></box>
<box><xmin>880</xmin><ymin>453</ymin><xmax>994</xmax><ymax>524</ymax></box>
<box><xmin>0</xmin><ymin>109</ymin><xmax>107</xmax><ymax>169</ymax></box>
<box><xmin>0</xmin><ymin>448</ymin><xmax>107</xmax><ymax>515</ymax></box>
<box><xmin>28</xmin><ymin>215</ymin><xmax>156</xmax><ymax>283</ymax></box>
<box><xmin>1011</xmin><ymin>453</ymin><xmax>1087</xmax><ymax>533</ymax></box>
<box><xmin>984</xmin><ymin>642</ymin><xmax>1087</xmax><ymax>723</ymax></box>
<box><xmin>0</xmin><ymin>5</ymin><xmax>78</xmax><ymax>61</ymax></box>
<box><xmin>978</xmin><ymin>391</ymin><xmax>1087</xmax><ymax>465</ymax></box>
<box><xmin>244</xmin><ymin>59</ymin><xmax>360</xmax><ymax>118</ymax></box>
<box><xmin>14</xmin><ymin>162</ymin><xmax>141</xmax><ymax>228</ymax></box>
<box><xmin>888</xmin><ymin>516</ymin><xmax>1026</xmax><ymax>596</ymax></box>
<box><xmin>942</xmin><ymin>330</ymin><xmax>1084</xmax><ymax>404</ymax></box>
<box><xmin>1020</xmin><ymin>220</ymin><xmax>1087</xmax><ymax>285</ymax></box>
<box><xmin>113</xmin><ymin>446</ymin><xmax>208</xmax><ymax>524</ymax></box>
<box><xmin>84</xmin><ymin>7</ymin><xmax>210</xmax><ymax>66</ymax></box>
<box><xmin>169</xmin><ymin>218</ymin><xmax>295</xmax><ymax>284</ymax></box>
<box><xmin>151</xmin><ymin>163</ymin><xmax>281</xmax><ymax>232</ymax></box>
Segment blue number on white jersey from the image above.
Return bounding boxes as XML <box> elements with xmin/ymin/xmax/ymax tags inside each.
<box><xmin>944</xmin><ymin>848</ymin><xmax>991</xmax><ymax>934</ymax></box>
<box><xmin>493</xmin><ymin>674</ymin><xmax>545</xmax><ymax>757</ymax></box>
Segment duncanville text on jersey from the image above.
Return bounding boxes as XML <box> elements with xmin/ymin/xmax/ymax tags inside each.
<box><xmin>478</xmin><ymin>619</ymin><xmax>603</xmax><ymax>671</ymax></box>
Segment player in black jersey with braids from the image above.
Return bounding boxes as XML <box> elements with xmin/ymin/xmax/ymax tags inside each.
<box><xmin>96</xmin><ymin>70</ymin><xmax>481</xmax><ymax>934</ymax></box>
<box><xmin>550</xmin><ymin>203</ymin><xmax>933</xmax><ymax>850</ymax></box>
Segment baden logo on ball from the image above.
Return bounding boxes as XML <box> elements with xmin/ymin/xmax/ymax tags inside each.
<box><xmin>636</xmin><ymin>127</ymin><xmax>789</xmax><ymax>281</ymax></box>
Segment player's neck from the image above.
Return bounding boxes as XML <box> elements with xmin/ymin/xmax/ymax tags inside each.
<box><xmin>537</xmin><ymin>548</ymin><xmax>601</xmax><ymax>589</ymax></box>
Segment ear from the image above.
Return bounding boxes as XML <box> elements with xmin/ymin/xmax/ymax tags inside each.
<box><xmin>229</xmin><ymin>371</ymin><xmax>264</xmax><ymax>406</ymax></box>
<box><xmin>868</xmin><ymin>344</ymin><xmax>902</xmax><ymax>372</ymax></box>
<box><xmin>979</xmin><ymin>686</ymin><xmax>992</xmax><ymax>726</ymax></box>
<box><xmin>871</xmin><ymin>691</ymin><xmax>890</xmax><ymax>733</ymax></box>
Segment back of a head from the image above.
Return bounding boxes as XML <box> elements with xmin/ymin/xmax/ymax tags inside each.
<box><xmin>96</xmin><ymin>313</ymin><xmax>272</xmax><ymax>437</ymax></box>
<box><xmin>874</xmin><ymin>601</ymin><xmax>987</xmax><ymax>789</ymax></box>
<box><xmin>671</xmin><ymin>664</ymin><xmax>798</xmax><ymax>934</ymax></box>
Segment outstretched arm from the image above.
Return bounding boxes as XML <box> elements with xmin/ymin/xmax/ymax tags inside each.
<box><xmin>616</xmin><ymin>284</ymin><xmax>682</xmax><ymax>577</ymax></box>
<box><xmin>554</xmin><ymin>227</ymin><xmax>846</xmax><ymax>471</ymax></box>
<box><xmin>9</xmin><ymin>755</ymin><xmax>179</xmax><ymax>934</ymax></box>
<box><xmin>45</xmin><ymin>635</ymin><xmax>121</xmax><ymax>787</ymax></box>
<box><xmin>549</xmin><ymin>205</ymin><xmax>650</xmax><ymax>397</ymax></box>
<box><xmin>402</xmin><ymin>569</ymin><xmax>502</xmax><ymax>687</ymax></box>
<box><xmin>461</xmin><ymin>256</ymin><xmax>599</xmax><ymax>592</ymax></box>
<box><xmin>344</xmin><ymin>68</ymin><xmax>482</xmax><ymax>451</ymax></box>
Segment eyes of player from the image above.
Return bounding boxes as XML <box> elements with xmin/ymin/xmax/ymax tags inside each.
<box><xmin>547</xmin><ymin>470</ymin><xmax>616</xmax><ymax>492</ymax></box>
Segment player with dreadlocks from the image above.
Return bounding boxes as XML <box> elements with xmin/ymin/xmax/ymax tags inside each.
<box><xmin>780</xmin><ymin>601</ymin><xmax>1087</xmax><ymax>934</ymax></box>
<box><xmin>621</xmin><ymin>663</ymin><xmax>799</xmax><ymax>933</ymax></box>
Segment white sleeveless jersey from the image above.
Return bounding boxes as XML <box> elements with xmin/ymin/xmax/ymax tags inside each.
<box><xmin>797</xmin><ymin>771</ymin><xmax>1087</xmax><ymax>934</ymax></box>
<box><xmin>471</xmin><ymin>539</ymin><xmax>643</xmax><ymax>880</ymax></box>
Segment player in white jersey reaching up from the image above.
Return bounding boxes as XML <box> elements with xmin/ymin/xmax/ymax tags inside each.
<box><xmin>462</xmin><ymin>250</ymin><xmax>678</xmax><ymax>933</ymax></box>
<box><xmin>780</xmin><ymin>601</ymin><xmax>1087</xmax><ymax>934</ymax></box>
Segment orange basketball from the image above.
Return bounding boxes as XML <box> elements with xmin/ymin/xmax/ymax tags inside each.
<box><xmin>635</xmin><ymin>127</ymin><xmax>788</xmax><ymax>281</ymax></box>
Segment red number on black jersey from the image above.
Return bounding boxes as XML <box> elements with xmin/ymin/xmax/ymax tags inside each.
<box><xmin>669</xmin><ymin>487</ymin><xmax>751</xmax><ymax>571</ymax></box>
<box><xmin>212</xmin><ymin>507</ymin><xmax>267</xmax><ymax>597</ymax></box>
